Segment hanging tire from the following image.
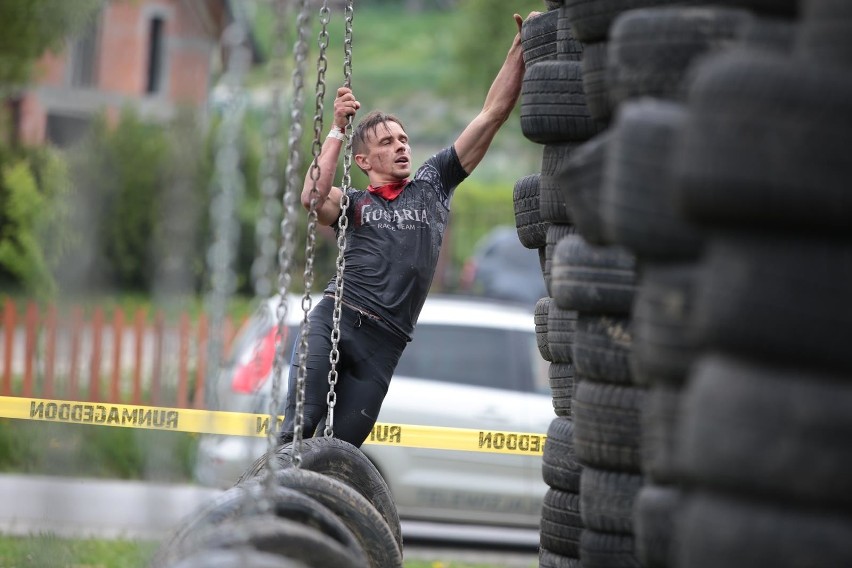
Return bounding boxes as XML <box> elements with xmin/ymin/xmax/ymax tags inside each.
<box><xmin>268</xmin><ymin>468</ymin><xmax>404</xmax><ymax>568</ymax></box>
<box><xmin>540</xmin><ymin>548</ymin><xmax>582</xmax><ymax>568</ymax></box>
<box><xmin>541</xmin><ymin>143</ymin><xmax>579</xmax><ymax>224</ymax></box>
<box><xmin>672</xmin><ymin>50</ymin><xmax>852</xmax><ymax>234</ymax></box>
<box><xmin>521</xmin><ymin>61</ymin><xmax>606</xmax><ymax>144</ymax></box>
<box><xmin>579</xmin><ymin>467</ymin><xmax>643</xmax><ymax>534</ymax></box>
<box><xmin>551</xmin><ymin>234</ymin><xmax>636</xmax><ymax>315</ymax></box>
<box><xmin>572</xmin><ymin>380</ymin><xmax>643</xmax><ymax>472</ymax></box>
<box><xmin>640</xmin><ymin>384</ymin><xmax>683</xmax><ymax>485</ymax></box>
<box><xmin>557</xmin><ymin>6</ymin><xmax>585</xmax><ymax>61</ymax></box>
<box><xmin>523</xmin><ymin>9</ymin><xmax>560</xmax><ymax>66</ymax></box>
<box><xmin>690</xmin><ymin>235</ymin><xmax>852</xmax><ymax>375</ymax></box>
<box><xmin>561</xmin><ymin>130</ymin><xmax>611</xmax><ymax>246</ymax></box>
<box><xmin>161</xmin><ymin>516</ymin><xmax>366</xmax><ymax>568</ymax></box>
<box><xmin>541</xmin><ymin>488</ymin><xmax>583</xmax><ymax>557</ymax></box>
<box><xmin>572</xmin><ymin>315</ymin><xmax>634</xmax><ymax>385</ymax></box>
<box><xmin>580</xmin><ymin>529</ymin><xmax>642</xmax><ymax>568</ymax></box>
<box><xmin>679</xmin><ymin>354</ymin><xmax>852</xmax><ymax>511</ymax></box>
<box><xmin>543</xmin><ymin>417</ymin><xmax>583</xmax><ymax>492</ymax></box>
<box><xmin>600</xmin><ymin>99</ymin><xmax>704</xmax><ymax>260</ymax></box>
<box><xmin>166</xmin><ymin>548</ymin><xmax>310</xmax><ymax>568</ymax></box>
<box><xmin>562</xmin><ymin>0</ymin><xmax>700</xmax><ymax>43</ymax></box>
<box><xmin>630</xmin><ymin>262</ymin><xmax>700</xmax><ymax>386</ymax></box>
<box><xmin>737</xmin><ymin>15</ymin><xmax>796</xmax><ymax>53</ymax></box>
<box><xmin>237</xmin><ymin>436</ymin><xmax>402</xmax><ymax>552</ymax></box>
<box><xmin>545</xmin><ymin>223</ymin><xmax>576</xmax><ymax>297</ymax></box>
<box><xmin>798</xmin><ymin>0</ymin><xmax>852</xmax><ymax>67</ymax></box>
<box><xmin>514</xmin><ymin>173</ymin><xmax>549</xmax><ymax>249</ymax></box>
<box><xmin>582</xmin><ymin>42</ymin><xmax>612</xmax><ymax>122</ymax></box>
<box><xmin>158</xmin><ymin>483</ymin><xmax>363</xmax><ymax>565</ymax></box>
<box><xmin>547</xmin><ymin>303</ymin><xmax>578</xmax><ymax>364</ymax></box>
<box><xmin>677</xmin><ymin>492</ymin><xmax>852</xmax><ymax>568</ymax></box>
<box><xmin>634</xmin><ymin>484</ymin><xmax>681</xmax><ymax>568</ymax></box>
<box><xmin>549</xmin><ymin>362</ymin><xmax>575</xmax><ymax>417</ymax></box>
<box><xmin>536</xmin><ymin>296</ymin><xmax>554</xmax><ymax>362</ymax></box>
<box><xmin>607</xmin><ymin>7</ymin><xmax>753</xmax><ymax>106</ymax></box>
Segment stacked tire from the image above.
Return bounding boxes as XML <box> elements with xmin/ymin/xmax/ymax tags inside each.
<box><xmin>151</xmin><ymin>438</ymin><xmax>403</xmax><ymax>568</ymax></box>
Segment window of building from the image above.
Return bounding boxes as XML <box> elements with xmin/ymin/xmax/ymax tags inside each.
<box><xmin>69</xmin><ymin>13</ymin><xmax>101</xmax><ymax>88</ymax></box>
<box><xmin>146</xmin><ymin>16</ymin><xmax>166</xmax><ymax>94</ymax></box>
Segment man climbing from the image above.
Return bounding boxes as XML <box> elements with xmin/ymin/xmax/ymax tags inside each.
<box><xmin>281</xmin><ymin>11</ymin><xmax>538</xmax><ymax>448</ymax></box>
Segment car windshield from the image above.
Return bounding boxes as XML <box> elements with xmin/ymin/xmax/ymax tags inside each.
<box><xmin>395</xmin><ymin>324</ymin><xmax>548</xmax><ymax>393</ymax></box>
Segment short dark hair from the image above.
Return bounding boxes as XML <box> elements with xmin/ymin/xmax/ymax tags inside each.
<box><xmin>352</xmin><ymin>111</ymin><xmax>406</xmax><ymax>156</ymax></box>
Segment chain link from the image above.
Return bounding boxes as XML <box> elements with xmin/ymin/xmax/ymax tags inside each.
<box><xmin>324</xmin><ymin>0</ymin><xmax>355</xmax><ymax>438</ymax></box>
<box><xmin>203</xmin><ymin>21</ymin><xmax>251</xmax><ymax>412</ymax></box>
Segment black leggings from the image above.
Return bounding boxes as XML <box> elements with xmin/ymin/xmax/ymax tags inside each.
<box><xmin>280</xmin><ymin>297</ymin><xmax>407</xmax><ymax>447</ymax></box>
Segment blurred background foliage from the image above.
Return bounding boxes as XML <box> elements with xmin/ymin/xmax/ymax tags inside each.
<box><xmin>0</xmin><ymin>0</ymin><xmax>543</xmax><ymax>304</ymax></box>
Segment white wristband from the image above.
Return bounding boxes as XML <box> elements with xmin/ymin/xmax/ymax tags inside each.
<box><xmin>327</xmin><ymin>126</ymin><xmax>346</xmax><ymax>142</ymax></box>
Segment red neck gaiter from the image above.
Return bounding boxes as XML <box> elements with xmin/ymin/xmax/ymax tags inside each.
<box><xmin>367</xmin><ymin>179</ymin><xmax>409</xmax><ymax>201</ymax></box>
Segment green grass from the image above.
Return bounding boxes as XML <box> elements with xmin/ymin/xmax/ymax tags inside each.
<box><xmin>0</xmin><ymin>534</ymin><xmax>529</xmax><ymax>567</ymax></box>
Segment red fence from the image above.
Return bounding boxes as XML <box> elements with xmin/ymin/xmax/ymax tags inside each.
<box><xmin>0</xmin><ymin>297</ymin><xmax>244</xmax><ymax>409</ymax></box>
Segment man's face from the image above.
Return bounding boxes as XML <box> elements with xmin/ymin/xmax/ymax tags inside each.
<box><xmin>357</xmin><ymin>121</ymin><xmax>411</xmax><ymax>183</ymax></box>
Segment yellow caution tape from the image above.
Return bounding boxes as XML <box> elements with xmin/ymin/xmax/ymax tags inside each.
<box><xmin>0</xmin><ymin>396</ymin><xmax>546</xmax><ymax>456</ymax></box>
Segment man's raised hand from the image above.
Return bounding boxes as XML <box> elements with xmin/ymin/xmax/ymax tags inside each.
<box><xmin>334</xmin><ymin>87</ymin><xmax>361</xmax><ymax>129</ymax></box>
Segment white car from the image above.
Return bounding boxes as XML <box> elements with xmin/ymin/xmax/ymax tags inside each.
<box><xmin>194</xmin><ymin>294</ymin><xmax>553</xmax><ymax>528</ymax></box>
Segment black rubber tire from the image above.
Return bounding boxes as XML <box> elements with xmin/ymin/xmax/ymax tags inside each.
<box><xmin>600</xmin><ymin>99</ymin><xmax>704</xmax><ymax>260</ymax></box>
<box><xmin>541</xmin><ymin>143</ymin><xmax>579</xmax><ymax>224</ymax></box>
<box><xmin>162</xmin><ymin>516</ymin><xmax>364</xmax><ymax>568</ymax></box>
<box><xmin>579</xmin><ymin>467</ymin><xmax>643</xmax><ymax>534</ymax></box>
<box><xmin>572</xmin><ymin>315</ymin><xmax>634</xmax><ymax>385</ymax></box>
<box><xmin>549</xmin><ymin>362</ymin><xmax>575</xmax><ymax>417</ymax></box>
<box><xmin>159</xmin><ymin>483</ymin><xmax>363</xmax><ymax>565</ymax></box>
<box><xmin>737</xmin><ymin>16</ymin><xmax>796</xmax><ymax>53</ymax></box>
<box><xmin>679</xmin><ymin>354</ymin><xmax>852</xmax><ymax>511</ymax></box>
<box><xmin>580</xmin><ymin>530</ymin><xmax>642</xmax><ymax>568</ymax></box>
<box><xmin>607</xmin><ymin>7</ymin><xmax>753</xmax><ymax>106</ymax></box>
<box><xmin>236</xmin><ymin>436</ymin><xmax>402</xmax><ymax>552</ymax></box>
<box><xmin>544</xmin><ymin>223</ymin><xmax>576</xmax><ymax>297</ymax></box>
<box><xmin>540</xmin><ymin>548</ymin><xmax>582</xmax><ymax>568</ymax></box>
<box><xmin>690</xmin><ymin>235</ymin><xmax>852</xmax><ymax>375</ymax></box>
<box><xmin>547</xmin><ymin>303</ymin><xmax>578</xmax><ymax>364</ymax></box>
<box><xmin>677</xmin><ymin>492</ymin><xmax>852</xmax><ymax>568</ymax></box>
<box><xmin>546</xmin><ymin>0</ymin><xmax>565</xmax><ymax>9</ymax></box>
<box><xmin>543</xmin><ymin>417</ymin><xmax>583</xmax><ymax>492</ymax></box>
<box><xmin>541</xmin><ymin>488</ymin><xmax>584</xmax><ymax>557</ymax></box>
<box><xmin>167</xmin><ymin>549</ymin><xmax>309</xmax><ymax>568</ymax></box>
<box><xmin>798</xmin><ymin>0</ymin><xmax>852</xmax><ymax>66</ymax></box>
<box><xmin>536</xmin><ymin>296</ymin><xmax>554</xmax><ymax>363</ymax></box>
<box><xmin>521</xmin><ymin>61</ymin><xmax>607</xmax><ymax>144</ymax></box>
<box><xmin>524</xmin><ymin>9</ymin><xmax>560</xmax><ymax>66</ymax></box>
<box><xmin>514</xmin><ymin>173</ymin><xmax>549</xmax><ymax>249</ymax></box>
<box><xmin>634</xmin><ymin>484</ymin><xmax>681</xmax><ymax>568</ymax></box>
<box><xmin>640</xmin><ymin>384</ymin><xmax>682</xmax><ymax>485</ymax></box>
<box><xmin>572</xmin><ymin>380</ymin><xmax>644</xmax><ymax>472</ymax></box>
<box><xmin>560</xmin><ymin>130</ymin><xmax>611</xmax><ymax>246</ymax></box>
<box><xmin>551</xmin><ymin>234</ymin><xmax>636</xmax><ymax>315</ymax></box>
<box><xmin>581</xmin><ymin>42</ymin><xmax>612</xmax><ymax>122</ymax></box>
<box><xmin>268</xmin><ymin>469</ymin><xmax>404</xmax><ymax>568</ymax></box>
<box><xmin>672</xmin><ymin>50</ymin><xmax>852</xmax><ymax>234</ymax></box>
<box><xmin>562</xmin><ymin>0</ymin><xmax>702</xmax><ymax>43</ymax></box>
<box><xmin>557</xmin><ymin>6</ymin><xmax>585</xmax><ymax>61</ymax></box>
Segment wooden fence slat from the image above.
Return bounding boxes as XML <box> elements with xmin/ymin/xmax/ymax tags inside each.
<box><xmin>89</xmin><ymin>307</ymin><xmax>103</xmax><ymax>402</ymax></box>
<box><xmin>44</xmin><ymin>305</ymin><xmax>57</xmax><ymax>399</ymax></box>
<box><xmin>151</xmin><ymin>310</ymin><xmax>164</xmax><ymax>406</ymax></box>
<box><xmin>194</xmin><ymin>313</ymin><xmax>208</xmax><ymax>409</ymax></box>
<box><xmin>22</xmin><ymin>302</ymin><xmax>38</xmax><ymax>397</ymax></box>
<box><xmin>177</xmin><ymin>312</ymin><xmax>190</xmax><ymax>408</ymax></box>
<box><xmin>132</xmin><ymin>308</ymin><xmax>145</xmax><ymax>405</ymax></box>
<box><xmin>111</xmin><ymin>308</ymin><xmax>124</xmax><ymax>403</ymax></box>
<box><xmin>69</xmin><ymin>307</ymin><xmax>83</xmax><ymax>400</ymax></box>
<box><xmin>2</xmin><ymin>299</ymin><xmax>15</xmax><ymax>396</ymax></box>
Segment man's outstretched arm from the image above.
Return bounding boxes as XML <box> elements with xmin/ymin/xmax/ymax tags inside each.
<box><xmin>301</xmin><ymin>86</ymin><xmax>360</xmax><ymax>226</ymax></box>
<box><xmin>454</xmin><ymin>12</ymin><xmax>536</xmax><ymax>175</ymax></box>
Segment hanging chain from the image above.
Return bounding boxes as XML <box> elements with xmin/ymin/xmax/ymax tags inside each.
<box><xmin>324</xmin><ymin>0</ymin><xmax>355</xmax><ymax>438</ymax></box>
<box><xmin>259</xmin><ymin>0</ymin><xmax>305</xmax><ymax>498</ymax></box>
<box><xmin>267</xmin><ymin>0</ymin><xmax>310</xmax><ymax>483</ymax></box>
<box><xmin>203</xmin><ymin>20</ymin><xmax>251</xmax><ymax>412</ymax></box>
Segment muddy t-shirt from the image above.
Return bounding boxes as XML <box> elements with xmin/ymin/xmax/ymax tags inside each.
<box><xmin>324</xmin><ymin>145</ymin><xmax>468</xmax><ymax>340</ymax></box>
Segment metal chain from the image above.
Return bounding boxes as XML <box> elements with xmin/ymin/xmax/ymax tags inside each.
<box><xmin>203</xmin><ymin>20</ymin><xmax>251</xmax><ymax>412</ymax></box>
<box><xmin>324</xmin><ymin>0</ymin><xmax>355</xmax><ymax>438</ymax></box>
<box><xmin>267</xmin><ymin>0</ymin><xmax>310</xmax><ymax>474</ymax></box>
<box><xmin>259</xmin><ymin>0</ymin><xmax>303</xmax><ymax>498</ymax></box>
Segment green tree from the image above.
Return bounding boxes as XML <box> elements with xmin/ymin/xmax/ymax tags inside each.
<box><xmin>0</xmin><ymin>0</ymin><xmax>102</xmax><ymax>88</ymax></box>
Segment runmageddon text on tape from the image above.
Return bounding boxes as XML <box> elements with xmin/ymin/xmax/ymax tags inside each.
<box><xmin>0</xmin><ymin>396</ymin><xmax>547</xmax><ymax>456</ymax></box>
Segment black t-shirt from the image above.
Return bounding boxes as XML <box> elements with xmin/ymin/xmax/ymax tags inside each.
<box><xmin>324</xmin><ymin>145</ymin><xmax>468</xmax><ymax>340</ymax></box>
